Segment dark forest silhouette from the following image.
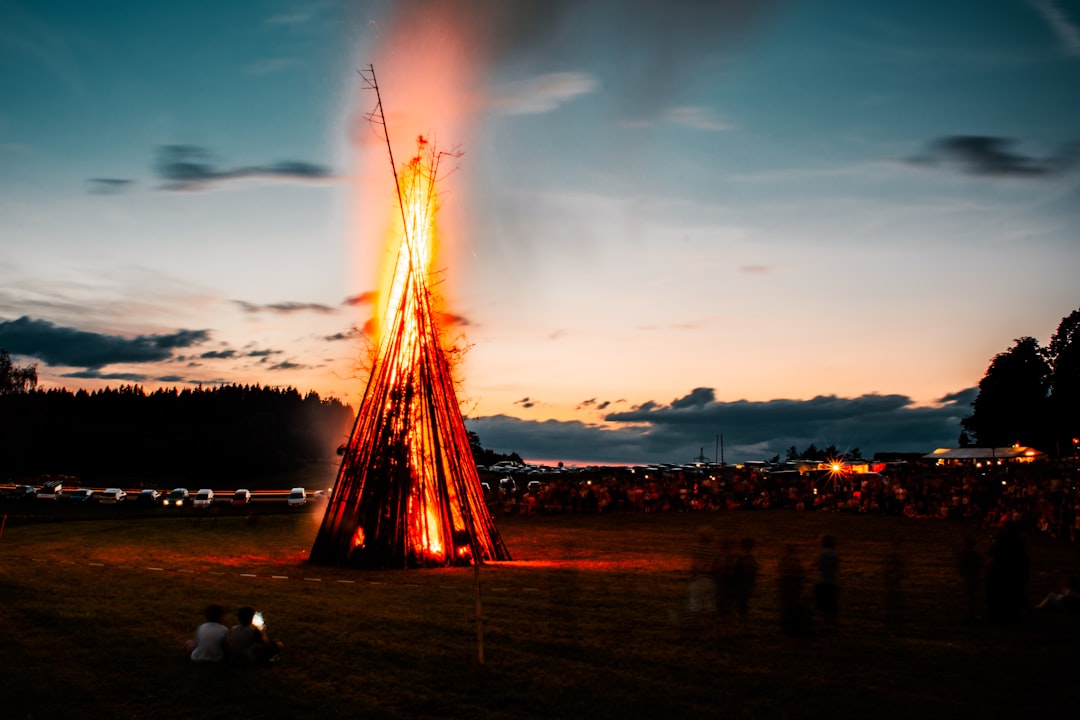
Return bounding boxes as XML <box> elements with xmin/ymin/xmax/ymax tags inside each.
<box><xmin>0</xmin><ymin>380</ymin><xmax>353</xmax><ymax>484</ymax></box>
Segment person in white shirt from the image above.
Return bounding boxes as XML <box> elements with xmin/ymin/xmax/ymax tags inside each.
<box><xmin>185</xmin><ymin>604</ymin><xmax>229</xmax><ymax>662</ymax></box>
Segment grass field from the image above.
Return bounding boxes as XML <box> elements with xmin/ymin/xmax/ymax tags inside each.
<box><xmin>1</xmin><ymin>509</ymin><xmax>1077</xmax><ymax>719</ymax></box>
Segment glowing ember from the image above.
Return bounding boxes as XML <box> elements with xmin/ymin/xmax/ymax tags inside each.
<box><xmin>310</xmin><ymin>67</ymin><xmax>509</xmax><ymax>569</ymax></box>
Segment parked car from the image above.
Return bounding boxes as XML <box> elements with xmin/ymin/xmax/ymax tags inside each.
<box><xmin>9</xmin><ymin>485</ymin><xmax>37</xmax><ymax>501</ymax></box>
<box><xmin>231</xmin><ymin>489</ymin><xmax>252</xmax><ymax>507</ymax></box>
<box><xmin>137</xmin><ymin>489</ymin><xmax>161</xmax><ymax>505</ymax></box>
<box><xmin>99</xmin><ymin>488</ymin><xmax>127</xmax><ymax>504</ymax></box>
<box><xmin>163</xmin><ymin>488</ymin><xmax>189</xmax><ymax>507</ymax></box>
<box><xmin>68</xmin><ymin>488</ymin><xmax>96</xmax><ymax>503</ymax></box>
<box><xmin>193</xmin><ymin>489</ymin><xmax>214</xmax><ymax>507</ymax></box>
<box><xmin>36</xmin><ymin>480</ymin><xmax>64</xmax><ymax>500</ymax></box>
<box><xmin>287</xmin><ymin>487</ymin><xmax>307</xmax><ymax>507</ymax></box>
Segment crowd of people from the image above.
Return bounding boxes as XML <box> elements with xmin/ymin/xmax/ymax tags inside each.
<box><xmin>486</xmin><ymin>459</ymin><xmax>1080</xmax><ymax>542</ymax></box>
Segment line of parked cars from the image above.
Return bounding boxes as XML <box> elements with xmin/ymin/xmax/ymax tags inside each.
<box><xmin>4</xmin><ymin>483</ymin><xmax>325</xmax><ymax>507</ymax></box>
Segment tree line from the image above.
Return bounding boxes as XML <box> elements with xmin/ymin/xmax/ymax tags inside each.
<box><xmin>0</xmin><ymin>356</ymin><xmax>354</xmax><ymax>483</ymax></box>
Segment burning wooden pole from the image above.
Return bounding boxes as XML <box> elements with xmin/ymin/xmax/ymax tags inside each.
<box><xmin>310</xmin><ymin>66</ymin><xmax>510</xmax><ymax>569</ymax></box>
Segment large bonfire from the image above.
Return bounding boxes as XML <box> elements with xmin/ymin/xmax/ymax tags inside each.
<box><xmin>310</xmin><ymin>67</ymin><xmax>509</xmax><ymax>568</ymax></box>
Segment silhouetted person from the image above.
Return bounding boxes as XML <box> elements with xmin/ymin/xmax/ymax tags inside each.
<box><xmin>958</xmin><ymin>536</ymin><xmax>984</xmax><ymax>622</ymax></box>
<box><xmin>549</xmin><ymin>540</ymin><xmax>581</xmax><ymax>643</ymax></box>
<box><xmin>815</xmin><ymin>535</ymin><xmax>839</xmax><ymax>627</ymax></box>
<box><xmin>715</xmin><ymin>536</ymin><xmax>738</xmax><ymax>619</ymax></box>
<box><xmin>732</xmin><ymin>537</ymin><xmax>759</xmax><ymax>623</ymax></box>
<box><xmin>986</xmin><ymin>522</ymin><xmax>1030</xmax><ymax>625</ymax></box>
<box><xmin>777</xmin><ymin>544</ymin><xmax>810</xmax><ymax>636</ymax></box>
<box><xmin>185</xmin><ymin>604</ymin><xmax>228</xmax><ymax>662</ymax></box>
<box><xmin>687</xmin><ymin>528</ymin><xmax>718</xmax><ymax>633</ymax></box>
<box><xmin>227</xmin><ymin>606</ymin><xmax>282</xmax><ymax>666</ymax></box>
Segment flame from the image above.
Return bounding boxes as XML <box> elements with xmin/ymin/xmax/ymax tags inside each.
<box><xmin>310</xmin><ymin>128</ymin><xmax>509</xmax><ymax>569</ymax></box>
<box><xmin>375</xmin><ymin>139</ymin><xmax>440</xmax><ymax>345</ymax></box>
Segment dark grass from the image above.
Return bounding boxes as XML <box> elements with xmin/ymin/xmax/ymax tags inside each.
<box><xmin>1</xmin><ymin>510</ymin><xmax>1078</xmax><ymax>719</ymax></box>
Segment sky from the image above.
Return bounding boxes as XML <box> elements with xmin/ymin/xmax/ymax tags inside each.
<box><xmin>2</xmin><ymin>0</ymin><xmax>1078</xmax><ymax>466</ymax></box>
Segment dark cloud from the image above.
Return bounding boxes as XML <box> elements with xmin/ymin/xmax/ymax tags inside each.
<box><xmin>325</xmin><ymin>328</ymin><xmax>360</xmax><ymax>342</ymax></box>
<box><xmin>911</xmin><ymin>136</ymin><xmax>1078</xmax><ymax>178</ymax></box>
<box><xmin>155</xmin><ymin>145</ymin><xmax>333</xmax><ymax>191</ymax></box>
<box><xmin>61</xmin><ymin>370</ymin><xmax>149</xmax><ymax>381</ymax></box>
<box><xmin>86</xmin><ymin>178</ymin><xmax>134</xmax><ymax>194</ymax></box>
<box><xmin>244</xmin><ymin>349</ymin><xmax>281</xmax><ymax>358</ymax></box>
<box><xmin>436</xmin><ymin>311</ymin><xmax>471</xmax><ymax>327</ymax></box>
<box><xmin>0</xmin><ymin>316</ymin><xmax>209</xmax><ymax>369</ymax></box>
<box><xmin>233</xmin><ymin>300</ymin><xmax>337</xmax><ymax>315</ymax></box>
<box><xmin>199</xmin><ymin>349</ymin><xmax>237</xmax><ymax>359</ymax></box>
<box><xmin>577</xmin><ymin>398</ymin><xmax>621</xmax><ymax>412</ymax></box>
<box><xmin>343</xmin><ymin>292</ymin><xmax>377</xmax><ymax>306</ymax></box>
<box><xmin>669</xmin><ymin>387</ymin><xmax>715</xmax><ymax>410</ymax></box>
<box><xmin>468</xmin><ymin>388</ymin><xmax>976</xmax><ymax>465</ymax></box>
<box><xmin>514</xmin><ymin>396</ymin><xmax>536</xmax><ymax>409</ymax></box>
<box><xmin>269</xmin><ymin>360</ymin><xmax>303</xmax><ymax>371</ymax></box>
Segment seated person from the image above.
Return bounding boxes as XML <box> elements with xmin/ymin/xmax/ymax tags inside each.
<box><xmin>227</xmin><ymin>606</ymin><xmax>282</xmax><ymax>665</ymax></box>
<box><xmin>185</xmin><ymin>604</ymin><xmax>229</xmax><ymax>662</ymax></box>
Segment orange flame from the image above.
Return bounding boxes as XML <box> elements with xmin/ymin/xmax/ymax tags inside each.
<box><xmin>310</xmin><ymin>129</ymin><xmax>509</xmax><ymax>569</ymax></box>
<box><xmin>375</xmin><ymin>140</ymin><xmax>439</xmax><ymax>345</ymax></box>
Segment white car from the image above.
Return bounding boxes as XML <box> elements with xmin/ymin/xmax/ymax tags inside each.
<box><xmin>193</xmin><ymin>489</ymin><xmax>214</xmax><ymax>507</ymax></box>
<box><xmin>99</xmin><ymin>488</ymin><xmax>127</xmax><ymax>504</ymax></box>
<box><xmin>287</xmin><ymin>487</ymin><xmax>307</xmax><ymax>507</ymax></box>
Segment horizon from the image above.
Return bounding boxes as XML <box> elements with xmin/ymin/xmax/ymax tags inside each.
<box><xmin>2</xmin><ymin>1</ymin><xmax>1078</xmax><ymax>464</ymax></box>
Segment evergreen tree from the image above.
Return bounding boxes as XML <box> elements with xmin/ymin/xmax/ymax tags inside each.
<box><xmin>1045</xmin><ymin>308</ymin><xmax>1080</xmax><ymax>455</ymax></box>
<box><xmin>0</xmin><ymin>349</ymin><xmax>37</xmax><ymax>395</ymax></box>
<box><xmin>962</xmin><ymin>336</ymin><xmax>1051</xmax><ymax>450</ymax></box>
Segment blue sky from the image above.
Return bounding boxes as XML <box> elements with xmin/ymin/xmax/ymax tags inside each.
<box><xmin>1</xmin><ymin>0</ymin><xmax>1078</xmax><ymax>464</ymax></box>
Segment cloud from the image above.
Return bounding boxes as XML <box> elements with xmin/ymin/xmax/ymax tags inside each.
<box><xmin>199</xmin><ymin>349</ymin><xmax>237</xmax><ymax>359</ymax></box>
<box><xmin>741</xmin><ymin>264</ymin><xmax>772</xmax><ymax>275</ymax></box>
<box><xmin>514</xmin><ymin>396</ymin><xmax>536</xmax><ymax>409</ymax></box>
<box><xmin>577</xmin><ymin>398</ymin><xmax>621</xmax><ymax>411</ymax></box>
<box><xmin>910</xmin><ymin>135</ymin><xmax>1078</xmax><ymax>178</ymax></box>
<box><xmin>324</xmin><ymin>327</ymin><xmax>362</xmax><ymax>342</ymax></box>
<box><xmin>269</xmin><ymin>360</ymin><xmax>303</xmax><ymax>371</ymax></box>
<box><xmin>233</xmin><ymin>300</ymin><xmax>337</xmax><ymax>315</ymax></box>
<box><xmin>244</xmin><ymin>348</ymin><xmax>282</xmax><ymax>358</ymax></box>
<box><xmin>664</xmin><ymin>106</ymin><xmax>734</xmax><ymax>131</ymax></box>
<box><xmin>0</xmin><ymin>316</ymin><xmax>209</xmax><ymax>368</ymax></box>
<box><xmin>1029</xmin><ymin>0</ymin><xmax>1080</xmax><ymax>57</ymax></box>
<box><xmin>155</xmin><ymin>145</ymin><xmax>334</xmax><ymax>191</ymax></box>
<box><xmin>61</xmin><ymin>370</ymin><xmax>149</xmax><ymax>381</ymax></box>
<box><xmin>436</xmin><ymin>311</ymin><xmax>471</xmax><ymax>328</ymax></box>
<box><xmin>468</xmin><ymin>387</ymin><xmax>977</xmax><ymax>465</ymax></box>
<box><xmin>343</xmin><ymin>292</ymin><xmax>377</xmax><ymax>306</ymax></box>
<box><xmin>490</xmin><ymin>72</ymin><xmax>598</xmax><ymax>115</ymax></box>
<box><xmin>86</xmin><ymin>178</ymin><xmax>134</xmax><ymax>194</ymax></box>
